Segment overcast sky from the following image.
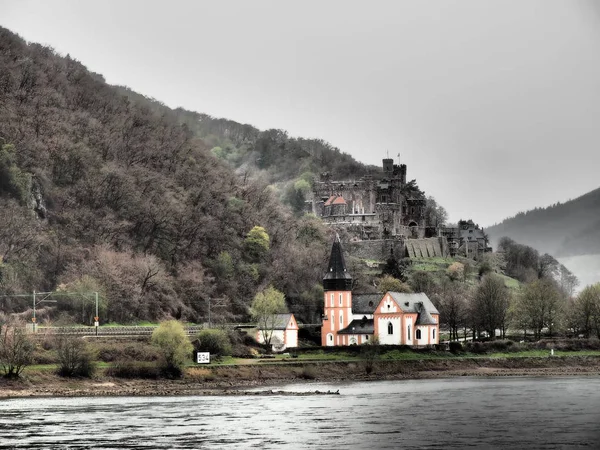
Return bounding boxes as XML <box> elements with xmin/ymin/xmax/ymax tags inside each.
<box><xmin>2</xmin><ymin>0</ymin><xmax>600</xmax><ymax>227</ymax></box>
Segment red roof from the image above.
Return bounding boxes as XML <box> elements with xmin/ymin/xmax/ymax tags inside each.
<box><xmin>332</xmin><ymin>196</ymin><xmax>347</xmax><ymax>205</ymax></box>
<box><xmin>324</xmin><ymin>195</ymin><xmax>337</xmax><ymax>206</ymax></box>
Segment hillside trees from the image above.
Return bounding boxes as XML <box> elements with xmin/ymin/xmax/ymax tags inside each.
<box><xmin>0</xmin><ymin>27</ymin><xmax>331</xmax><ymax>324</ymax></box>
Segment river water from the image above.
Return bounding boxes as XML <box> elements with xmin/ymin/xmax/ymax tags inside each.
<box><xmin>1</xmin><ymin>377</ymin><xmax>599</xmax><ymax>449</ymax></box>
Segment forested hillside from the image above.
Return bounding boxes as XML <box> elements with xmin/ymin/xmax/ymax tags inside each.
<box><xmin>116</xmin><ymin>86</ymin><xmax>380</xmax><ymax>215</ymax></box>
<box><xmin>0</xmin><ymin>27</ymin><xmax>346</xmax><ymax>324</ymax></box>
<box><xmin>487</xmin><ymin>187</ymin><xmax>600</xmax><ymax>258</ymax></box>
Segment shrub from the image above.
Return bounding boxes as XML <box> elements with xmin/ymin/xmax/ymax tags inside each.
<box><xmin>449</xmin><ymin>341</ymin><xmax>463</xmax><ymax>354</ymax></box>
<box><xmin>0</xmin><ymin>326</ymin><xmax>35</xmax><ymax>378</ymax></box>
<box><xmin>195</xmin><ymin>329</ymin><xmax>232</xmax><ymax>357</ymax></box>
<box><xmin>151</xmin><ymin>320</ymin><xmax>193</xmax><ymax>378</ymax></box>
<box><xmin>361</xmin><ymin>337</ymin><xmax>380</xmax><ymax>374</ymax></box>
<box><xmin>56</xmin><ymin>336</ymin><xmax>96</xmax><ymax>377</ymax></box>
<box><xmin>106</xmin><ymin>360</ymin><xmax>160</xmax><ymax>379</ymax></box>
<box><xmin>94</xmin><ymin>341</ymin><xmax>160</xmax><ymax>363</ymax></box>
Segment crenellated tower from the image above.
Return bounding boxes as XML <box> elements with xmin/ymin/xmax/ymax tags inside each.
<box><xmin>321</xmin><ymin>235</ymin><xmax>353</xmax><ymax>346</ymax></box>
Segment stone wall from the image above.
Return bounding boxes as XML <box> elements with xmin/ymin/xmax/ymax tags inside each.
<box><xmin>346</xmin><ymin>239</ymin><xmax>406</xmax><ymax>262</ymax></box>
<box><xmin>405</xmin><ymin>237</ymin><xmax>449</xmax><ymax>258</ymax></box>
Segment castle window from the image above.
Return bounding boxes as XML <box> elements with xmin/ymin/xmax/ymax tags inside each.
<box><xmin>365</xmin><ymin>335</ymin><xmax>369</xmax><ymax>341</ymax></box>
<box><xmin>339</xmin><ymin>312</ymin><xmax>343</xmax><ymax>327</ymax></box>
<box><xmin>330</xmin><ymin>294</ymin><xmax>334</xmax><ymax>307</ymax></box>
<box><xmin>416</xmin><ymin>329</ymin><xmax>422</xmax><ymax>340</ymax></box>
<box><xmin>339</xmin><ymin>293</ymin><xmax>342</xmax><ymax>306</ymax></box>
<box><xmin>433</xmin><ymin>329</ymin><xmax>436</xmax><ymax>340</ymax></box>
<box><xmin>388</xmin><ymin>322</ymin><xmax>393</xmax><ymax>335</ymax></box>
<box><xmin>329</xmin><ymin>334</ymin><xmax>333</xmax><ymax>342</ymax></box>
<box><xmin>408</xmin><ymin>324</ymin><xmax>411</xmax><ymax>339</ymax></box>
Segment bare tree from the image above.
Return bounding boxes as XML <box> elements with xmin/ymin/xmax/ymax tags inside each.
<box><xmin>473</xmin><ymin>274</ymin><xmax>510</xmax><ymax>340</ymax></box>
<box><xmin>0</xmin><ymin>324</ymin><xmax>35</xmax><ymax>378</ymax></box>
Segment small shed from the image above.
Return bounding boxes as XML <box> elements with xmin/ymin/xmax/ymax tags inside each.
<box><xmin>256</xmin><ymin>313</ymin><xmax>299</xmax><ymax>352</ymax></box>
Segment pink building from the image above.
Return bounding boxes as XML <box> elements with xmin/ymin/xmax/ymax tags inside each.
<box><xmin>321</xmin><ymin>236</ymin><xmax>439</xmax><ymax>347</ymax></box>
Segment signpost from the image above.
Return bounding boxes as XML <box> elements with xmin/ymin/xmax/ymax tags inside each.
<box><xmin>196</xmin><ymin>352</ymin><xmax>210</xmax><ymax>364</ymax></box>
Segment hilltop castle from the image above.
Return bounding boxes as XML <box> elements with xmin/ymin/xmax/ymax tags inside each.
<box><xmin>311</xmin><ymin>159</ymin><xmax>491</xmax><ymax>260</ymax></box>
<box><xmin>312</xmin><ymin>158</ymin><xmax>430</xmax><ymax>240</ymax></box>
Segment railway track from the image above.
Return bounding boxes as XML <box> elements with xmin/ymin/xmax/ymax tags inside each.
<box><xmin>33</xmin><ymin>322</ymin><xmax>322</xmax><ymax>337</ymax></box>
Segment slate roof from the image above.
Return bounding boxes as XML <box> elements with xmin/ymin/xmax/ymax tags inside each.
<box><xmin>352</xmin><ymin>294</ymin><xmax>381</xmax><ymax>314</ymax></box>
<box><xmin>415</xmin><ymin>309</ymin><xmax>437</xmax><ymax>325</ymax></box>
<box><xmin>337</xmin><ymin>319</ymin><xmax>375</xmax><ymax>335</ymax></box>
<box><xmin>323</xmin><ymin>235</ymin><xmax>353</xmax><ymax>291</ymax></box>
<box><xmin>388</xmin><ymin>292</ymin><xmax>439</xmax><ymax>315</ymax></box>
<box><xmin>267</xmin><ymin>313</ymin><xmax>294</xmax><ymax>330</ymax></box>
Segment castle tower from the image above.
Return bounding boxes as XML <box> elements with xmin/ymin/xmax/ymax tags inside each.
<box><xmin>321</xmin><ymin>235</ymin><xmax>353</xmax><ymax>346</ymax></box>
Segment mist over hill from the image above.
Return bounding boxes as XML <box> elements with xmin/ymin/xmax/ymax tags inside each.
<box><xmin>487</xmin><ymin>187</ymin><xmax>600</xmax><ymax>289</ymax></box>
<box><xmin>486</xmin><ymin>187</ymin><xmax>600</xmax><ymax>258</ymax></box>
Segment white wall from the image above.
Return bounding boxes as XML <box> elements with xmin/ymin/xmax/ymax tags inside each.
<box><xmin>285</xmin><ymin>329</ymin><xmax>298</xmax><ymax>348</ymax></box>
<box><xmin>415</xmin><ymin>326</ymin><xmax>427</xmax><ymax>346</ymax></box>
<box><xmin>377</xmin><ymin>317</ymin><xmax>401</xmax><ymax>345</ymax></box>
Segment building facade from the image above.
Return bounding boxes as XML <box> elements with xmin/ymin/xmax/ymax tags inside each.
<box><xmin>321</xmin><ymin>236</ymin><xmax>440</xmax><ymax>347</ymax></box>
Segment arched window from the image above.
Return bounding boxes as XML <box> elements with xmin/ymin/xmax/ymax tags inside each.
<box><xmin>329</xmin><ymin>334</ymin><xmax>333</xmax><ymax>342</ymax></box>
<box><xmin>330</xmin><ymin>294</ymin><xmax>334</xmax><ymax>307</ymax></box>
<box><xmin>339</xmin><ymin>312</ymin><xmax>343</xmax><ymax>327</ymax></box>
<box><xmin>433</xmin><ymin>329</ymin><xmax>436</xmax><ymax>340</ymax></box>
<box><xmin>388</xmin><ymin>322</ymin><xmax>393</xmax><ymax>335</ymax></box>
<box><xmin>408</xmin><ymin>324</ymin><xmax>411</xmax><ymax>339</ymax></box>
<box><xmin>339</xmin><ymin>293</ymin><xmax>343</xmax><ymax>306</ymax></box>
<box><xmin>416</xmin><ymin>329</ymin><xmax>422</xmax><ymax>340</ymax></box>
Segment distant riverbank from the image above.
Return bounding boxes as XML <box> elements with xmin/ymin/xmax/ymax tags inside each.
<box><xmin>2</xmin><ymin>355</ymin><xmax>600</xmax><ymax>399</ymax></box>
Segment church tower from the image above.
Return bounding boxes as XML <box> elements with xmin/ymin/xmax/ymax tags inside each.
<box><xmin>321</xmin><ymin>235</ymin><xmax>353</xmax><ymax>346</ymax></box>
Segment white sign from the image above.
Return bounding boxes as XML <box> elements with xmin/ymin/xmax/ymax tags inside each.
<box><xmin>196</xmin><ymin>352</ymin><xmax>210</xmax><ymax>364</ymax></box>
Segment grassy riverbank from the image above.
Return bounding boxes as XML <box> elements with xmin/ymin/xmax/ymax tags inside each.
<box><xmin>2</xmin><ymin>352</ymin><xmax>600</xmax><ymax>399</ymax></box>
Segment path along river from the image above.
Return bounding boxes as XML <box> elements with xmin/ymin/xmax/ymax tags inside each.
<box><xmin>1</xmin><ymin>377</ymin><xmax>599</xmax><ymax>449</ymax></box>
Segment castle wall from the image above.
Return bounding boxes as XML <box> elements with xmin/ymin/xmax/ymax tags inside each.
<box><xmin>405</xmin><ymin>237</ymin><xmax>449</xmax><ymax>258</ymax></box>
<box><xmin>346</xmin><ymin>239</ymin><xmax>407</xmax><ymax>262</ymax></box>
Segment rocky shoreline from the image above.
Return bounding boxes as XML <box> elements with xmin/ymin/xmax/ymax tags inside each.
<box><xmin>2</xmin><ymin>356</ymin><xmax>600</xmax><ymax>399</ymax></box>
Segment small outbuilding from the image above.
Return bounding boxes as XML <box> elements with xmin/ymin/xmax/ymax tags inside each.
<box><xmin>256</xmin><ymin>313</ymin><xmax>299</xmax><ymax>352</ymax></box>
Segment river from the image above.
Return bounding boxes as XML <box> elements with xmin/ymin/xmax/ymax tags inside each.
<box><xmin>1</xmin><ymin>377</ymin><xmax>599</xmax><ymax>449</ymax></box>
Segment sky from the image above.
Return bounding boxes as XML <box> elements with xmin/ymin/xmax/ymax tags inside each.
<box><xmin>2</xmin><ymin>0</ymin><xmax>600</xmax><ymax>227</ymax></box>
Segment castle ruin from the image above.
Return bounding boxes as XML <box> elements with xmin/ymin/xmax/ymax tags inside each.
<box><xmin>310</xmin><ymin>159</ymin><xmax>491</xmax><ymax>262</ymax></box>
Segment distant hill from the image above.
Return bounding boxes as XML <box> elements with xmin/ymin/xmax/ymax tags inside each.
<box><xmin>486</xmin><ymin>187</ymin><xmax>600</xmax><ymax>258</ymax></box>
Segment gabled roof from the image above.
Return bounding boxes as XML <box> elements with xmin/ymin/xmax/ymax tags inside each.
<box><xmin>323</xmin><ymin>235</ymin><xmax>352</xmax><ymax>291</ymax></box>
<box><xmin>265</xmin><ymin>313</ymin><xmax>296</xmax><ymax>330</ymax></box>
<box><xmin>338</xmin><ymin>319</ymin><xmax>374</xmax><ymax>335</ymax></box>
<box><xmin>387</xmin><ymin>292</ymin><xmax>440</xmax><ymax>315</ymax></box>
<box><xmin>332</xmin><ymin>196</ymin><xmax>347</xmax><ymax>205</ymax></box>
<box><xmin>352</xmin><ymin>294</ymin><xmax>382</xmax><ymax>314</ymax></box>
<box><xmin>324</xmin><ymin>195</ymin><xmax>337</xmax><ymax>206</ymax></box>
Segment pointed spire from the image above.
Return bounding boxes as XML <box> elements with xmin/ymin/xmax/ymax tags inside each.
<box><xmin>323</xmin><ymin>234</ymin><xmax>352</xmax><ymax>291</ymax></box>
